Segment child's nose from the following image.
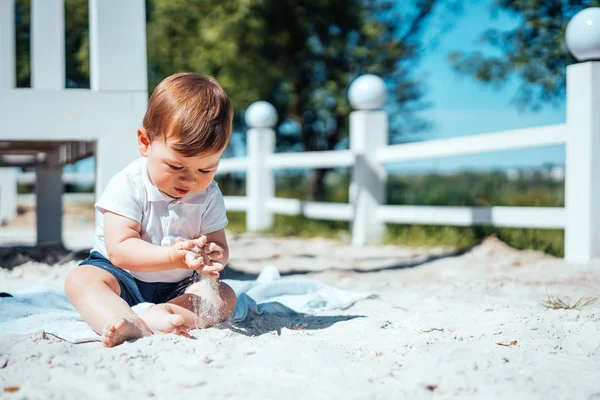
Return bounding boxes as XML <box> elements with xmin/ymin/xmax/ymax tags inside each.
<box><xmin>180</xmin><ymin>173</ymin><xmax>195</xmax><ymax>184</ymax></box>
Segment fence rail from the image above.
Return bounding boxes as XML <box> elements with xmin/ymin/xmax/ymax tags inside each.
<box><xmin>223</xmin><ymin>196</ymin><xmax>249</xmax><ymax>211</ymax></box>
<box><xmin>378</xmin><ymin>124</ymin><xmax>567</xmax><ymax>164</ymax></box>
<box><xmin>376</xmin><ymin>205</ymin><xmax>565</xmax><ymax>229</ymax></box>
<box><xmin>17</xmin><ymin>172</ymin><xmax>96</xmax><ymax>185</ymax></box>
<box><xmin>217</xmin><ymin>158</ymin><xmax>249</xmax><ymax>174</ymax></box>
<box><xmin>266</xmin><ymin>198</ymin><xmax>353</xmax><ymax>221</ymax></box>
<box><xmin>266</xmin><ymin>150</ymin><xmax>355</xmax><ymax>169</ymax></box>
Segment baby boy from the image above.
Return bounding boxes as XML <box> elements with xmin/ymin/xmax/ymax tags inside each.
<box><xmin>65</xmin><ymin>73</ymin><xmax>237</xmax><ymax>347</ymax></box>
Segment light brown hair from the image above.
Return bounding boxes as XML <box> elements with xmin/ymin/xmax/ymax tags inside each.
<box><xmin>143</xmin><ymin>73</ymin><xmax>233</xmax><ymax>157</ymax></box>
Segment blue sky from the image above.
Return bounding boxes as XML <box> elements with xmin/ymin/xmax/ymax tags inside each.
<box><xmin>390</xmin><ymin>0</ymin><xmax>566</xmax><ymax>173</ymax></box>
<box><xmin>69</xmin><ymin>0</ymin><xmax>567</xmax><ymax>175</ymax></box>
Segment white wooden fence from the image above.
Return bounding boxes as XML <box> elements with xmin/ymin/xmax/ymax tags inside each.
<box><xmin>1</xmin><ymin>5</ymin><xmax>599</xmax><ymax>263</ymax></box>
<box><xmin>214</xmin><ymin>60</ymin><xmax>600</xmax><ymax>264</ymax></box>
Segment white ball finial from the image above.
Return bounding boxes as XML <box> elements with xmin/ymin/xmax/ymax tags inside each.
<box><xmin>348</xmin><ymin>74</ymin><xmax>387</xmax><ymax>110</ymax></box>
<box><xmin>245</xmin><ymin>101</ymin><xmax>278</xmax><ymax>128</ymax></box>
<box><xmin>566</xmin><ymin>8</ymin><xmax>600</xmax><ymax>61</ymax></box>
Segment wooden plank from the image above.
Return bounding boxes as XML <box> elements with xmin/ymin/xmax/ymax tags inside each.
<box><xmin>216</xmin><ymin>157</ymin><xmax>248</xmax><ymax>174</ymax></box>
<box><xmin>267</xmin><ymin>197</ymin><xmax>353</xmax><ymax>221</ymax></box>
<box><xmin>378</xmin><ymin>124</ymin><xmax>567</xmax><ymax>163</ymax></box>
<box><xmin>377</xmin><ymin>205</ymin><xmax>565</xmax><ymax>229</ymax></box>
<box><xmin>224</xmin><ymin>196</ymin><xmax>248</xmax><ymax>211</ymax></box>
<box><xmin>266</xmin><ymin>150</ymin><xmax>355</xmax><ymax>169</ymax></box>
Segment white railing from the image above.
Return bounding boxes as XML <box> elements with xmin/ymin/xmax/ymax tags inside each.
<box><xmin>217</xmin><ymin>123</ymin><xmax>567</xmax><ymax>230</ymax></box>
<box><xmin>265</xmin><ymin>150</ymin><xmax>356</xmax><ymax>169</ymax></box>
<box><xmin>213</xmin><ymin>64</ymin><xmax>600</xmax><ymax>263</ymax></box>
<box><xmin>17</xmin><ymin>172</ymin><xmax>96</xmax><ymax>185</ymax></box>
<box><xmin>377</xmin><ymin>124</ymin><xmax>567</xmax><ymax>163</ymax></box>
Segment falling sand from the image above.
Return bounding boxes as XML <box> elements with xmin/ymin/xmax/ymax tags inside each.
<box><xmin>188</xmin><ymin>245</ymin><xmax>223</xmax><ymax>328</ymax></box>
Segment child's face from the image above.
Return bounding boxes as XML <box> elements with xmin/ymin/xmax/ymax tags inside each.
<box><xmin>138</xmin><ymin>129</ymin><xmax>223</xmax><ymax>198</ymax></box>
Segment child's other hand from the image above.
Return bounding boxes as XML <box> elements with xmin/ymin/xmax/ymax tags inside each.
<box><xmin>175</xmin><ymin>236</ymin><xmax>224</xmax><ymax>278</ymax></box>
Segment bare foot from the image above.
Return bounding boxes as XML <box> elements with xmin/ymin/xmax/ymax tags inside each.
<box><xmin>101</xmin><ymin>316</ymin><xmax>153</xmax><ymax>348</ymax></box>
<box><xmin>139</xmin><ymin>304</ymin><xmax>190</xmax><ymax>336</ymax></box>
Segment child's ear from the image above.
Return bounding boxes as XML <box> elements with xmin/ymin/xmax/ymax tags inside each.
<box><xmin>137</xmin><ymin>127</ymin><xmax>151</xmax><ymax>157</ymax></box>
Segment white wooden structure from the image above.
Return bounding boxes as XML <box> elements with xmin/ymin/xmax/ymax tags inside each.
<box><xmin>0</xmin><ymin>5</ymin><xmax>598</xmax><ymax>264</ymax></box>
<box><xmin>0</xmin><ymin>0</ymin><xmax>147</xmax><ymax>245</ymax></box>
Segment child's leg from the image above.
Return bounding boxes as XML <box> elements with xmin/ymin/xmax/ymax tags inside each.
<box><xmin>64</xmin><ymin>266</ymin><xmax>187</xmax><ymax>347</ymax></box>
<box><xmin>140</xmin><ymin>279</ymin><xmax>236</xmax><ymax>330</ymax></box>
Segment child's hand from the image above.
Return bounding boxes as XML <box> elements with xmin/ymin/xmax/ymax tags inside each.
<box><xmin>168</xmin><ymin>238</ymin><xmax>204</xmax><ymax>270</ymax></box>
<box><xmin>175</xmin><ymin>236</ymin><xmax>225</xmax><ymax>278</ymax></box>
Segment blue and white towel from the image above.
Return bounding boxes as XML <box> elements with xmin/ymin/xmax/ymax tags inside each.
<box><xmin>0</xmin><ymin>266</ymin><xmax>375</xmax><ymax>343</ymax></box>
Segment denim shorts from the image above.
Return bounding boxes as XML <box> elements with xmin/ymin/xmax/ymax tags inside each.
<box><xmin>79</xmin><ymin>251</ymin><xmax>196</xmax><ymax>307</ymax></box>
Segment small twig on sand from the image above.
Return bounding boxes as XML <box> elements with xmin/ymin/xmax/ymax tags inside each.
<box><xmin>496</xmin><ymin>340</ymin><xmax>518</xmax><ymax>347</ymax></box>
<box><xmin>290</xmin><ymin>323</ymin><xmax>309</xmax><ymax>331</ymax></box>
<box><xmin>541</xmin><ymin>289</ymin><xmax>598</xmax><ymax>310</ymax></box>
<box><xmin>422</xmin><ymin>328</ymin><xmax>444</xmax><ymax>333</ymax></box>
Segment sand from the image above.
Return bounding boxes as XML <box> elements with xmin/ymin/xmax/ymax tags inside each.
<box><xmin>1</xmin><ymin>229</ymin><xmax>600</xmax><ymax>399</ymax></box>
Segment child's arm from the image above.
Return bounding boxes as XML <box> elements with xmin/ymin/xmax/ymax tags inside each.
<box><xmin>104</xmin><ymin>211</ymin><xmax>202</xmax><ymax>272</ymax></box>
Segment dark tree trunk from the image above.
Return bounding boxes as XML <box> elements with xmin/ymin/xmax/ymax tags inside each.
<box><xmin>309</xmin><ymin>168</ymin><xmax>331</xmax><ymax>201</ymax></box>
<box><xmin>308</xmin><ymin>115</ymin><xmax>343</xmax><ymax>201</ymax></box>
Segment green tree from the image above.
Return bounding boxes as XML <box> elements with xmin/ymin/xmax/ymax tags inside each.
<box><xmin>448</xmin><ymin>0</ymin><xmax>600</xmax><ymax>110</ymax></box>
<box><xmin>16</xmin><ymin>0</ymin><xmax>460</xmax><ymax>200</ymax></box>
<box><xmin>147</xmin><ymin>0</ymin><xmax>461</xmax><ymax>199</ymax></box>
<box><xmin>15</xmin><ymin>0</ymin><xmax>89</xmax><ymax>88</ymax></box>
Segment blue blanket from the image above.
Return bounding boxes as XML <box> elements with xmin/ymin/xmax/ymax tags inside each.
<box><xmin>0</xmin><ymin>266</ymin><xmax>375</xmax><ymax>343</ymax></box>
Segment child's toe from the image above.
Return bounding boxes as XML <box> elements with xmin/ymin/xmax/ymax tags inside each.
<box><xmin>170</xmin><ymin>315</ymin><xmax>185</xmax><ymax>327</ymax></box>
<box><xmin>103</xmin><ymin>326</ymin><xmax>114</xmax><ymax>338</ymax></box>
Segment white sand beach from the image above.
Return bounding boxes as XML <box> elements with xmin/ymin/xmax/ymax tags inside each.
<box><xmin>1</xmin><ymin>225</ymin><xmax>599</xmax><ymax>399</ymax></box>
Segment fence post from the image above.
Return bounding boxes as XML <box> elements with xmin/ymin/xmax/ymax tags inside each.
<box><xmin>245</xmin><ymin>101</ymin><xmax>277</xmax><ymax>232</ymax></box>
<box><xmin>31</xmin><ymin>0</ymin><xmax>65</xmax><ymax>246</ymax></box>
<box><xmin>0</xmin><ymin>0</ymin><xmax>15</xmax><ymax>89</ymax></box>
<box><xmin>564</xmin><ymin>8</ymin><xmax>600</xmax><ymax>263</ymax></box>
<box><xmin>89</xmin><ymin>0</ymin><xmax>147</xmax><ymax>224</ymax></box>
<box><xmin>31</xmin><ymin>0</ymin><xmax>65</xmax><ymax>89</ymax></box>
<box><xmin>348</xmin><ymin>74</ymin><xmax>388</xmax><ymax>246</ymax></box>
<box><xmin>35</xmin><ymin>165</ymin><xmax>63</xmax><ymax>246</ymax></box>
<box><xmin>0</xmin><ymin>168</ymin><xmax>17</xmax><ymax>225</ymax></box>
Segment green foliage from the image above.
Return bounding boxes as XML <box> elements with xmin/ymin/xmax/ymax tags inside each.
<box><xmin>385</xmin><ymin>224</ymin><xmax>564</xmax><ymax>257</ymax></box>
<box><xmin>15</xmin><ymin>0</ymin><xmax>30</xmax><ymax>87</ymax></box>
<box><xmin>15</xmin><ymin>0</ymin><xmax>459</xmax><ymax>199</ymax></box>
<box><xmin>226</xmin><ymin>211</ymin><xmax>349</xmax><ymax>239</ymax></box>
<box><xmin>64</xmin><ymin>0</ymin><xmax>90</xmax><ymax>88</ymax></box>
<box><xmin>448</xmin><ymin>0</ymin><xmax>600</xmax><ymax>110</ymax></box>
<box><xmin>386</xmin><ymin>171</ymin><xmax>564</xmax><ymax>207</ymax></box>
<box><xmin>145</xmin><ymin>0</ymin><xmax>459</xmax><ymax>150</ymax></box>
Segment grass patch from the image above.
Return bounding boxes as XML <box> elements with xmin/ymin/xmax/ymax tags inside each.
<box><xmin>541</xmin><ymin>290</ymin><xmax>598</xmax><ymax>310</ymax></box>
<box><xmin>267</xmin><ymin>215</ymin><xmax>348</xmax><ymax>240</ymax></box>
<box><xmin>226</xmin><ymin>211</ymin><xmax>348</xmax><ymax>240</ymax></box>
<box><xmin>226</xmin><ymin>211</ymin><xmax>247</xmax><ymax>233</ymax></box>
<box><xmin>385</xmin><ymin>225</ymin><xmax>564</xmax><ymax>256</ymax></box>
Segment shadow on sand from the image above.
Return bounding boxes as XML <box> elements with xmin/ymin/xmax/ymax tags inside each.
<box><xmin>225</xmin><ymin>305</ymin><xmax>365</xmax><ymax>337</ymax></box>
<box><xmin>0</xmin><ymin>245</ymin><xmax>90</xmax><ymax>270</ymax></box>
<box><xmin>221</xmin><ymin>245</ymin><xmax>474</xmax><ymax>281</ymax></box>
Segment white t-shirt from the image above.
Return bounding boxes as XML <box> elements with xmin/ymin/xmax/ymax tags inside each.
<box><xmin>93</xmin><ymin>157</ymin><xmax>228</xmax><ymax>283</ymax></box>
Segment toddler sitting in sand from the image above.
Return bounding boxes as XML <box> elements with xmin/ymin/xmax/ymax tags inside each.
<box><xmin>65</xmin><ymin>73</ymin><xmax>237</xmax><ymax>347</ymax></box>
